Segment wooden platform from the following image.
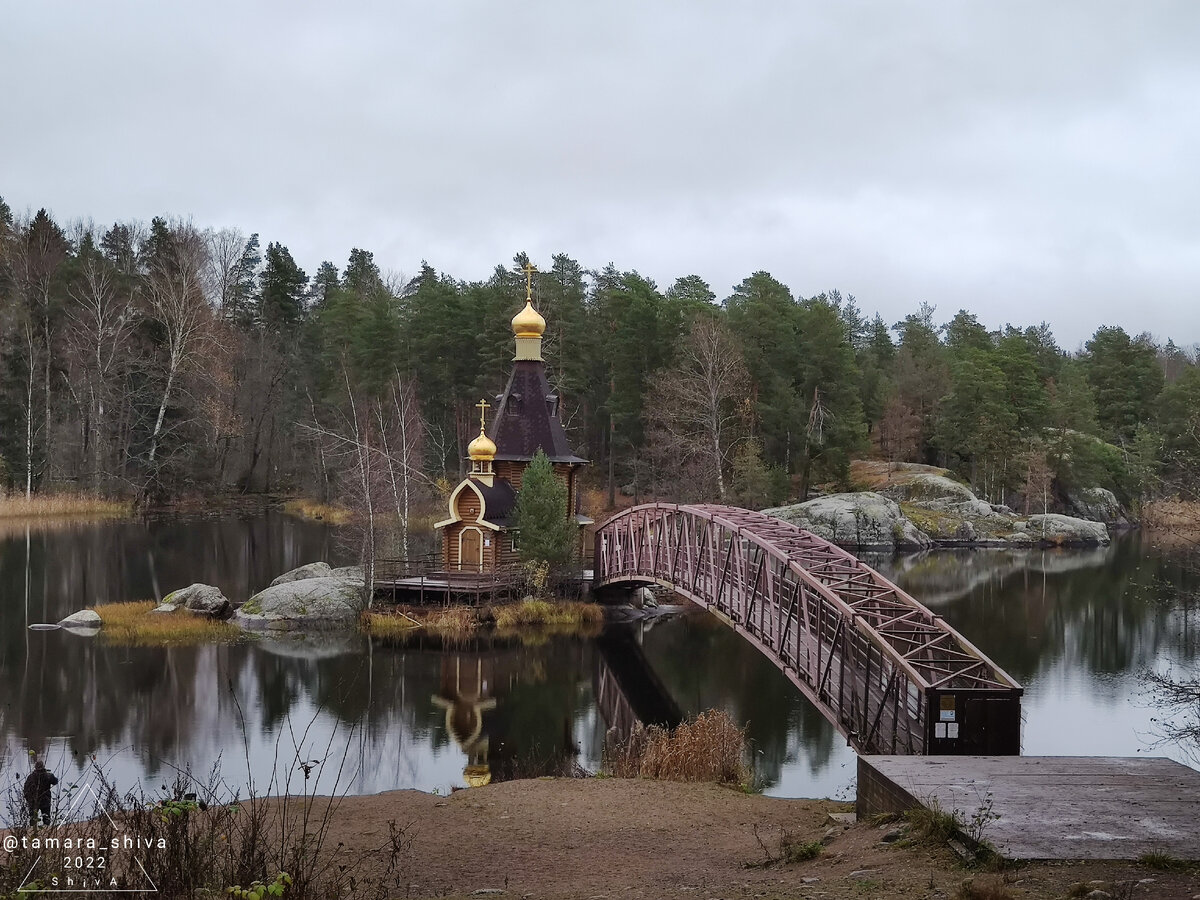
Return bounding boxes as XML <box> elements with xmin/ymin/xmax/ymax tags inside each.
<box><xmin>858</xmin><ymin>755</ymin><xmax>1200</xmax><ymax>860</ymax></box>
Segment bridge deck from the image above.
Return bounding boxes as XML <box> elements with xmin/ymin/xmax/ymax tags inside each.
<box><xmin>594</xmin><ymin>503</ymin><xmax>1022</xmax><ymax>755</ymax></box>
<box><xmin>858</xmin><ymin>755</ymin><xmax>1200</xmax><ymax>860</ymax></box>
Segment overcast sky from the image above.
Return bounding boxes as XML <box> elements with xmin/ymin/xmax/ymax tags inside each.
<box><xmin>3</xmin><ymin>1</ymin><xmax>1198</xmax><ymax>349</ymax></box>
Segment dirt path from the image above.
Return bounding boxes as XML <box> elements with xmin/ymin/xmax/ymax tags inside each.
<box><xmin>317</xmin><ymin>778</ymin><xmax>1200</xmax><ymax>899</ymax></box>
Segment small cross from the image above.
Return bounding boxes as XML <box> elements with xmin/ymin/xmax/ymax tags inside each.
<box><xmin>523</xmin><ymin>261</ymin><xmax>538</xmax><ymax>301</ymax></box>
<box><xmin>475</xmin><ymin>397</ymin><xmax>491</xmax><ymax>431</ymax></box>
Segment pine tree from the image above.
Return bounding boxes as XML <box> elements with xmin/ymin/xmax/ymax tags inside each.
<box><xmin>223</xmin><ymin>233</ymin><xmax>260</xmax><ymax>327</ymax></box>
<box><xmin>513</xmin><ymin>450</ymin><xmax>576</xmax><ymax>568</ymax></box>
<box><xmin>257</xmin><ymin>242</ymin><xmax>307</xmax><ymax>332</ymax></box>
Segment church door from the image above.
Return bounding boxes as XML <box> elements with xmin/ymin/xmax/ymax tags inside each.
<box><xmin>459</xmin><ymin>528</ymin><xmax>483</xmax><ymax>572</ymax></box>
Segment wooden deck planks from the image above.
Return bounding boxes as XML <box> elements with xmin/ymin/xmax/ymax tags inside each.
<box><xmin>859</xmin><ymin>755</ymin><xmax>1200</xmax><ymax>860</ymax></box>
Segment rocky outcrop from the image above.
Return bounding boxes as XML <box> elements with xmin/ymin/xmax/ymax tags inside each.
<box><xmin>57</xmin><ymin>609</ymin><xmax>102</xmax><ymax>629</ymax></box>
<box><xmin>154</xmin><ymin>583</ymin><xmax>232</xmax><ymax>619</ymax></box>
<box><xmin>764</xmin><ymin>472</ymin><xmax>1111</xmax><ymax>550</ymax></box>
<box><xmin>235</xmin><ymin>576</ymin><xmax>364</xmax><ymax>631</ymax></box>
<box><xmin>1066</xmin><ymin>487</ymin><xmax>1130</xmax><ymax>527</ymax></box>
<box><xmin>764</xmin><ymin>493</ymin><xmax>934</xmax><ymax>550</ymax></box>
<box><xmin>270</xmin><ymin>561</ymin><xmax>333</xmax><ymax>587</ymax></box>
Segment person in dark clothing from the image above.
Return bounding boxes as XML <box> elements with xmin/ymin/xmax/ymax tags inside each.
<box><xmin>23</xmin><ymin>760</ymin><xmax>57</xmax><ymax>826</ymax></box>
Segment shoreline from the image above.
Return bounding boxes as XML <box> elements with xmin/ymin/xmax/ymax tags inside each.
<box><xmin>252</xmin><ymin>778</ymin><xmax>1200</xmax><ymax>899</ymax></box>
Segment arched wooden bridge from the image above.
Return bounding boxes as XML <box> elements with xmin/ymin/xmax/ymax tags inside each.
<box><xmin>594</xmin><ymin>503</ymin><xmax>1023</xmax><ymax>756</ymax></box>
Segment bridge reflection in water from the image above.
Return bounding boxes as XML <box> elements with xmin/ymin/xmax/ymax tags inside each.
<box><xmin>594</xmin><ymin>503</ymin><xmax>1023</xmax><ymax>755</ymax></box>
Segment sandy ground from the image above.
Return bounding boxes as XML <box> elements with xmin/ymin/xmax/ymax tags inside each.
<box><xmin>312</xmin><ymin>778</ymin><xmax>1200</xmax><ymax>900</ymax></box>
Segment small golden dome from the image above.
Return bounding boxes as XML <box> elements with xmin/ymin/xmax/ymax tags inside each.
<box><xmin>468</xmin><ymin>428</ymin><xmax>496</xmax><ymax>461</ymax></box>
<box><xmin>511</xmin><ymin>300</ymin><xmax>546</xmax><ymax>338</ymax></box>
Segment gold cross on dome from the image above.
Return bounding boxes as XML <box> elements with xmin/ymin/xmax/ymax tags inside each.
<box><xmin>475</xmin><ymin>397</ymin><xmax>491</xmax><ymax>431</ymax></box>
<box><xmin>523</xmin><ymin>261</ymin><xmax>538</xmax><ymax>301</ymax></box>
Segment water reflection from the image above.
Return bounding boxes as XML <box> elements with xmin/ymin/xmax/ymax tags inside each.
<box><xmin>1</xmin><ymin>520</ymin><xmax>1199</xmax><ymax>805</ymax></box>
<box><xmin>875</xmin><ymin>534</ymin><xmax>1200</xmax><ymax>761</ymax></box>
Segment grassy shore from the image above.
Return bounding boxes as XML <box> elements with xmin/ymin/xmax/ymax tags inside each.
<box><xmin>282</xmin><ymin>498</ymin><xmax>354</xmax><ymax>524</ymax></box>
<box><xmin>90</xmin><ymin>600</ymin><xmax>243</xmax><ymax>646</ymax></box>
<box><xmin>0</xmin><ymin>493</ymin><xmax>132</xmax><ymax>519</ymax></box>
<box><xmin>364</xmin><ymin>599</ymin><xmax>605</xmax><ymax>640</ymax></box>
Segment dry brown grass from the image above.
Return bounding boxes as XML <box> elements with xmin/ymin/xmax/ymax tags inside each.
<box><xmin>954</xmin><ymin>876</ymin><xmax>1016</xmax><ymax>900</ymax></box>
<box><xmin>847</xmin><ymin>459</ymin><xmax>956</xmax><ymax>492</ymax></box>
<box><xmin>282</xmin><ymin>498</ymin><xmax>353</xmax><ymax>525</ymax></box>
<box><xmin>0</xmin><ymin>493</ymin><xmax>132</xmax><ymax>519</ymax></box>
<box><xmin>367</xmin><ymin>601</ymin><xmax>604</xmax><ymax>641</ymax></box>
<box><xmin>493</xmin><ymin>599</ymin><xmax>604</xmax><ymax>629</ymax></box>
<box><xmin>605</xmin><ymin>709</ymin><xmax>750</xmax><ymax>786</ymax></box>
<box><xmin>91</xmin><ymin>600</ymin><xmax>243</xmax><ymax>646</ymax></box>
<box><xmin>1142</xmin><ymin>498</ymin><xmax>1200</xmax><ymax>533</ymax></box>
<box><xmin>362</xmin><ymin>610</ymin><xmax>423</xmax><ymax>637</ymax></box>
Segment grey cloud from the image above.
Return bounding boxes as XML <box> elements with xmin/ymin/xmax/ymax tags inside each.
<box><xmin>2</xmin><ymin>1</ymin><xmax>1198</xmax><ymax>346</ymax></box>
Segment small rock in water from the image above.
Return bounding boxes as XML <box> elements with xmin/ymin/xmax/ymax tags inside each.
<box><xmin>28</xmin><ymin>623</ymin><xmax>61</xmax><ymax>631</ymax></box>
<box><xmin>58</xmin><ymin>609</ymin><xmax>102</xmax><ymax>628</ymax></box>
<box><xmin>162</xmin><ymin>583</ymin><xmax>232</xmax><ymax>619</ymax></box>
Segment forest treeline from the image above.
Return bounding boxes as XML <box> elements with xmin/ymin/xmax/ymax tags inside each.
<box><xmin>2</xmin><ymin>196</ymin><xmax>1198</xmax><ymax>520</ymax></box>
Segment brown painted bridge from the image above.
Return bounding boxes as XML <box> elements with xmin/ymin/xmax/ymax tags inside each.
<box><xmin>593</xmin><ymin>503</ymin><xmax>1023</xmax><ymax>756</ymax></box>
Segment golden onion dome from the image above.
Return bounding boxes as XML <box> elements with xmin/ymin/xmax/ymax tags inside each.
<box><xmin>511</xmin><ymin>300</ymin><xmax>546</xmax><ymax>338</ymax></box>
<box><xmin>463</xmin><ymin>764</ymin><xmax>492</xmax><ymax>788</ymax></box>
<box><xmin>467</xmin><ymin>428</ymin><xmax>497</xmax><ymax>461</ymax></box>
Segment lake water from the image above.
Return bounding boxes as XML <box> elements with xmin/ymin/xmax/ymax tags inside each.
<box><xmin>1</xmin><ymin>514</ymin><xmax>1197</xmax><ymax>806</ymax></box>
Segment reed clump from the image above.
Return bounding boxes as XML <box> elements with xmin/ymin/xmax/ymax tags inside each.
<box><xmin>605</xmin><ymin>709</ymin><xmax>750</xmax><ymax>785</ymax></box>
<box><xmin>282</xmin><ymin>498</ymin><xmax>353</xmax><ymax>525</ymax></box>
<box><xmin>1142</xmin><ymin>499</ymin><xmax>1200</xmax><ymax>533</ymax></box>
<box><xmin>362</xmin><ymin>610</ymin><xmax>422</xmax><ymax>637</ymax></box>
<box><xmin>92</xmin><ymin>600</ymin><xmax>243</xmax><ymax>646</ymax></box>
<box><xmin>0</xmin><ymin>493</ymin><xmax>132</xmax><ymax>519</ymax></box>
<box><xmin>493</xmin><ymin>598</ymin><xmax>604</xmax><ymax>628</ymax></box>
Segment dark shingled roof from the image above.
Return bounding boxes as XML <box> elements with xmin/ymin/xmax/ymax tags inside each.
<box><xmin>476</xmin><ymin>478</ymin><xmax>517</xmax><ymax>523</ymax></box>
<box><xmin>488</xmin><ymin>360</ymin><xmax>588</xmax><ymax>464</ymax></box>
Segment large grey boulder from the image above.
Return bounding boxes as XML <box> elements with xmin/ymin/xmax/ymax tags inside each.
<box><xmin>270</xmin><ymin>561</ymin><xmax>333</xmax><ymax>587</ymax></box>
<box><xmin>235</xmin><ymin>577</ymin><xmax>364</xmax><ymax>631</ymax></box>
<box><xmin>764</xmin><ymin>492</ymin><xmax>933</xmax><ymax>550</ymax></box>
<box><xmin>157</xmin><ymin>583</ymin><xmax>232</xmax><ymax>619</ymax></box>
<box><xmin>1066</xmin><ymin>487</ymin><xmax>1130</xmax><ymax>527</ymax></box>
<box><xmin>57</xmin><ymin>609</ymin><xmax>102</xmax><ymax>629</ymax></box>
<box><xmin>1024</xmin><ymin>513</ymin><xmax>1110</xmax><ymax>545</ymax></box>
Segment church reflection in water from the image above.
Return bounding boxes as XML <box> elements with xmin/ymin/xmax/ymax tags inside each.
<box><xmin>429</xmin><ymin>624</ymin><xmax>686</xmax><ymax>788</ymax></box>
<box><xmin>433</xmin><ymin>655</ymin><xmax>499</xmax><ymax>787</ymax></box>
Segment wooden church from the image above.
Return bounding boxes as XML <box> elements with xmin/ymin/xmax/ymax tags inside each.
<box><xmin>435</xmin><ymin>266</ymin><xmax>590</xmax><ymax>572</ymax></box>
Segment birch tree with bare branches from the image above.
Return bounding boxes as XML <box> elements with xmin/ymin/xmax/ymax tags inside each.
<box><xmin>142</xmin><ymin>221</ymin><xmax>215</xmax><ymax>474</ymax></box>
<box><xmin>65</xmin><ymin>235</ymin><xmax>139</xmax><ymax>490</ymax></box>
<box><xmin>645</xmin><ymin>315</ymin><xmax>750</xmax><ymax>500</ymax></box>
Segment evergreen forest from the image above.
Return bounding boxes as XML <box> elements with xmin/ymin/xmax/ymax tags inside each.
<box><xmin>2</xmin><ymin>197</ymin><xmax>1197</xmax><ymax>523</ymax></box>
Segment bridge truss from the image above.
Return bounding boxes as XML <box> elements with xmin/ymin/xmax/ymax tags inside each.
<box><xmin>594</xmin><ymin>504</ymin><xmax>1022</xmax><ymax>755</ymax></box>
